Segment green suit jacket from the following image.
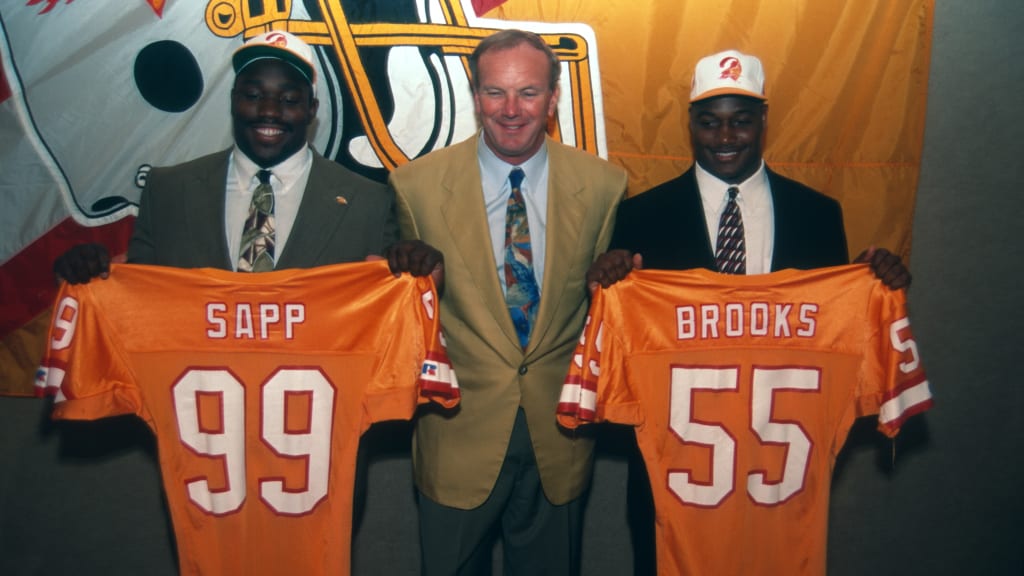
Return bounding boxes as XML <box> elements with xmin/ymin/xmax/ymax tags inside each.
<box><xmin>390</xmin><ymin>135</ymin><xmax>626</xmax><ymax>508</ymax></box>
<box><xmin>128</xmin><ymin>148</ymin><xmax>396</xmax><ymax>267</ymax></box>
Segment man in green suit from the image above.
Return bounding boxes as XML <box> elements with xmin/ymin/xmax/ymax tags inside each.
<box><xmin>388</xmin><ymin>29</ymin><xmax>627</xmax><ymax>576</ymax></box>
<box><xmin>55</xmin><ymin>30</ymin><xmax>439</xmax><ymax>280</ymax></box>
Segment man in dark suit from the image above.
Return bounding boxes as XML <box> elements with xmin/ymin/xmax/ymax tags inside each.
<box><xmin>389</xmin><ymin>29</ymin><xmax>626</xmax><ymax>576</ymax></box>
<box><xmin>585</xmin><ymin>49</ymin><xmax>910</xmax><ymax>575</ymax></box>
<box><xmin>55</xmin><ymin>30</ymin><xmax>439</xmax><ymax>281</ymax></box>
<box><xmin>588</xmin><ymin>49</ymin><xmax>909</xmax><ymax>289</ymax></box>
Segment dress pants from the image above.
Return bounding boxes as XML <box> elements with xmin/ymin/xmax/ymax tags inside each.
<box><xmin>418</xmin><ymin>408</ymin><xmax>585</xmax><ymax>576</ymax></box>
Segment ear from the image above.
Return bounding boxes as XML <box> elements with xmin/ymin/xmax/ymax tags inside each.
<box><xmin>547</xmin><ymin>84</ymin><xmax>560</xmax><ymax>117</ymax></box>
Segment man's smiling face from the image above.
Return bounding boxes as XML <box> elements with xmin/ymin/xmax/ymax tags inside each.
<box><xmin>231</xmin><ymin>59</ymin><xmax>318</xmax><ymax>168</ymax></box>
<box><xmin>688</xmin><ymin>95</ymin><xmax>767</xmax><ymax>184</ymax></box>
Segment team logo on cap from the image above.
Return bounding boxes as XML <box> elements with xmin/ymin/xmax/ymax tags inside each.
<box><xmin>265</xmin><ymin>32</ymin><xmax>288</xmax><ymax>47</ymax></box>
<box><xmin>719</xmin><ymin>56</ymin><xmax>742</xmax><ymax>81</ymax></box>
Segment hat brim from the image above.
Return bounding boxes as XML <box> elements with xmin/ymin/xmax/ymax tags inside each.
<box><xmin>232</xmin><ymin>45</ymin><xmax>315</xmax><ymax>87</ymax></box>
<box><xmin>690</xmin><ymin>87</ymin><xmax>766</xmax><ymax>103</ymax></box>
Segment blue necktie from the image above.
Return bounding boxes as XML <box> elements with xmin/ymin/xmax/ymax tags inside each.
<box><xmin>503</xmin><ymin>168</ymin><xmax>539</xmax><ymax>348</ymax></box>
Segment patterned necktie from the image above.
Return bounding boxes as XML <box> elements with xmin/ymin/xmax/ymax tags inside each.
<box><xmin>238</xmin><ymin>169</ymin><xmax>276</xmax><ymax>272</ymax></box>
<box><xmin>503</xmin><ymin>168</ymin><xmax>539</xmax><ymax>349</ymax></box>
<box><xmin>715</xmin><ymin>186</ymin><xmax>746</xmax><ymax>274</ymax></box>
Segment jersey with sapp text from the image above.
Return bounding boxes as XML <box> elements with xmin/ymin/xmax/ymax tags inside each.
<box><xmin>38</xmin><ymin>261</ymin><xmax>459</xmax><ymax>576</ymax></box>
<box><xmin>557</xmin><ymin>265</ymin><xmax>931</xmax><ymax>576</ymax></box>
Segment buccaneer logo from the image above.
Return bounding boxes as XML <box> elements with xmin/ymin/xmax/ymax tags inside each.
<box><xmin>0</xmin><ymin>0</ymin><xmax>607</xmax><ymax>228</ymax></box>
<box><xmin>718</xmin><ymin>56</ymin><xmax>742</xmax><ymax>82</ymax></box>
<box><xmin>204</xmin><ymin>0</ymin><xmax>608</xmax><ymax>177</ymax></box>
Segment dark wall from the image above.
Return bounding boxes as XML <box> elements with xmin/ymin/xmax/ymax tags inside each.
<box><xmin>824</xmin><ymin>1</ymin><xmax>1023</xmax><ymax>573</ymax></box>
<box><xmin>1</xmin><ymin>2</ymin><xmax>1021</xmax><ymax>574</ymax></box>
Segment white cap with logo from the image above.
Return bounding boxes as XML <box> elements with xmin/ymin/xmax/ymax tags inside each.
<box><xmin>689</xmin><ymin>50</ymin><xmax>766</xmax><ymax>103</ymax></box>
<box><xmin>232</xmin><ymin>31</ymin><xmax>317</xmax><ymax>88</ymax></box>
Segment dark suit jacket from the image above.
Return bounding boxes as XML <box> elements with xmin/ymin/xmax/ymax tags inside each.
<box><xmin>127</xmin><ymin>148</ymin><xmax>396</xmax><ymax>268</ymax></box>
<box><xmin>610</xmin><ymin>165</ymin><xmax>849</xmax><ymax>271</ymax></box>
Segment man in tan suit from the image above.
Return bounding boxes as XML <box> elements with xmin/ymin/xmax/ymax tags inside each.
<box><xmin>388</xmin><ymin>29</ymin><xmax>626</xmax><ymax>576</ymax></box>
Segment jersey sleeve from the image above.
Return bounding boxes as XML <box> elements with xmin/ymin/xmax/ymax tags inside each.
<box><xmin>363</xmin><ymin>274</ymin><xmax>459</xmax><ymax>424</ymax></box>
<box><xmin>557</xmin><ymin>286</ymin><xmax>638</xmax><ymax>428</ymax></box>
<box><xmin>859</xmin><ymin>284</ymin><xmax>933</xmax><ymax>437</ymax></box>
<box><xmin>413</xmin><ymin>278</ymin><xmax>459</xmax><ymax>407</ymax></box>
<box><xmin>36</xmin><ymin>285</ymin><xmax>143</xmax><ymax>421</ymax></box>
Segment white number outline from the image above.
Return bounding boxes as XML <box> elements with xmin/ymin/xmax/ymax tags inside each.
<box><xmin>173</xmin><ymin>368</ymin><xmax>247</xmax><ymax>516</ymax></box>
<box><xmin>668</xmin><ymin>365</ymin><xmax>820</xmax><ymax>508</ymax></box>
<box><xmin>51</xmin><ymin>296</ymin><xmax>80</xmax><ymax>351</ymax></box>
<box><xmin>260</xmin><ymin>368</ymin><xmax>335</xmax><ymax>516</ymax></box>
<box><xmin>889</xmin><ymin>317</ymin><xmax>920</xmax><ymax>373</ymax></box>
<box><xmin>172</xmin><ymin>367</ymin><xmax>336</xmax><ymax>517</ymax></box>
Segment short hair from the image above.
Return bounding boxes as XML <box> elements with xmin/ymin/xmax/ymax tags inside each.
<box><xmin>468</xmin><ymin>29</ymin><xmax>561</xmax><ymax>91</ymax></box>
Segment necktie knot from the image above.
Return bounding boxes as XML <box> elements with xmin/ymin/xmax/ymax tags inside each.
<box><xmin>257</xmin><ymin>169</ymin><xmax>272</xmax><ymax>185</ymax></box>
<box><xmin>727</xmin><ymin>186</ymin><xmax>739</xmax><ymax>201</ymax></box>
<box><xmin>509</xmin><ymin>167</ymin><xmax>525</xmax><ymax>192</ymax></box>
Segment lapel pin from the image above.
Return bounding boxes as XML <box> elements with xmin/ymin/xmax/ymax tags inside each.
<box><xmin>335</xmin><ymin>195</ymin><xmax>348</xmax><ymax>205</ymax></box>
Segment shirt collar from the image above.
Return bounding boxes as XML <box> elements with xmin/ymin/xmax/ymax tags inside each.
<box><xmin>477</xmin><ymin>132</ymin><xmax>549</xmax><ymax>194</ymax></box>
<box><xmin>695</xmin><ymin>159</ymin><xmax>768</xmax><ymax>204</ymax></box>
<box><xmin>231</xmin><ymin>145</ymin><xmax>313</xmax><ymax>194</ymax></box>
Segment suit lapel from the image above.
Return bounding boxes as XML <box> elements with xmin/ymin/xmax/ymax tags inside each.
<box><xmin>438</xmin><ymin>137</ymin><xmax>522</xmax><ymax>349</ymax></box>
<box><xmin>677</xmin><ymin>168</ymin><xmax>718</xmax><ymax>270</ymax></box>
<box><xmin>529</xmin><ymin>140</ymin><xmax>586</xmax><ymax>355</ymax></box>
<box><xmin>183</xmin><ymin>150</ymin><xmax>233</xmax><ymax>269</ymax></box>
<box><xmin>767</xmin><ymin>169</ymin><xmax>801</xmax><ymax>272</ymax></box>
<box><xmin>277</xmin><ymin>152</ymin><xmax>346</xmax><ymax>268</ymax></box>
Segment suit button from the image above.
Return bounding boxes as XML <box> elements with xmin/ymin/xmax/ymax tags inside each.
<box><xmin>518</xmin><ymin>365</ymin><xmax>528</xmax><ymax>375</ymax></box>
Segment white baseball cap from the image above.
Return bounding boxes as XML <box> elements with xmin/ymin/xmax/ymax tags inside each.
<box><xmin>690</xmin><ymin>50</ymin><xmax>766</xmax><ymax>103</ymax></box>
<box><xmin>233</xmin><ymin>31</ymin><xmax>316</xmax><ymax>88</ymax></box>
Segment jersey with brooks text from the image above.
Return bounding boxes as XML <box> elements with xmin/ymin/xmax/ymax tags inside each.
<box><xmin>38</xmin><ymin>261</ymin><xmax>459</xmax><ymax>576</ymax></box>
<box><xmin>557</xmin><ymin>265</ymin><xmax>931</xmax><ymax>576</ymax></box>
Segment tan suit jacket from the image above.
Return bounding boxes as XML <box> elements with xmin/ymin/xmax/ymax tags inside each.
<box><xmin>390</xmin><ymin>135</ymin><xmax>626</xmax><ymax>508</ymax></box>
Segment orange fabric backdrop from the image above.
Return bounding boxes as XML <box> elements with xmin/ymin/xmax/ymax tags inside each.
<box><xmin>0</xmin><ymin>0</ymin><xmax>931</xmax><ymax>396</ymax></box>
<box><xmin>490</xmin><ymin>0</ymin><xmax>933</xmax><ymax>260</ymax></box>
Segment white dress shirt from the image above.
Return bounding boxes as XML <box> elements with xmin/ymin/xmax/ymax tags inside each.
<box><xmin>695</xmin><ymin>160</ymin><xmax>775</xmax><ymax>274</ymax></box>
<box><xmin>225</xmin><ymin>146</ymin><xmax>313</xmax><ymax>270</ymax></box>
<box><xmin>477</xmin><ymin>136</ymin><xmax>550</xmax><ymax>294</ymax></box>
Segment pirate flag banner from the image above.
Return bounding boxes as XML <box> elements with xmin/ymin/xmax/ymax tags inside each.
<box><xmin>0</xmin><ymin>0</ymin><xmax>931</xmax><ymax>395</ymax></box>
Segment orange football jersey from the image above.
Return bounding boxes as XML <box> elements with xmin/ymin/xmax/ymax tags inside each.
<box><xmin>38</xmin><ymin>261</ymin><xmax>459</xmax><ymax>576</ymax></box>
<box><xmin>558</xmin><ymin>265</ymin><xmax>931</xmax><ymax>576</ymax></box>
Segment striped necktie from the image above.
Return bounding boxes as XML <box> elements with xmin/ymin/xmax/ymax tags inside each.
<box><xmin>715</xmin><ymin>186</ymin><xmax>746</xmax><ymax>274</ymax></box>
<box><xmin>238</xmin><ymin>169</ymin><xmax>276</xmax><ymax>272</ymax></box>
<box><xmin>503</xmin><ymin>168</ymin><xmax>539</xmax><ymax>348</ymax></box>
